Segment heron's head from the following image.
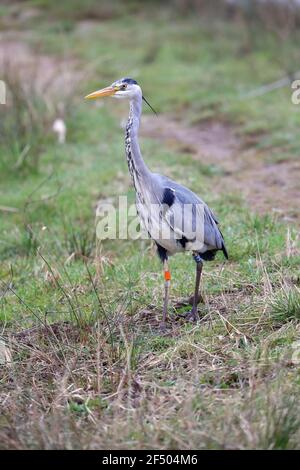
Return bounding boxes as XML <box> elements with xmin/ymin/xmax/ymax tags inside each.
<box><xmin>85</xmin><ymin>77</ymin><xmax>141</xmax><ymax>101</ymax></box>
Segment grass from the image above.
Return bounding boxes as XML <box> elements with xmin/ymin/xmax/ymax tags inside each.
<box><xmin>270</xmin><ymin>286</ymin><xmax>300</xmax><ymax>322</ymax></box>
<box><xmin>0</xmin><ymin>65</ymin><xmax>50</xmax><ymax>174</ymax></box>
<box><xmin>0</xmin><ymin>0</ymin><xmax>300</xmax><ymax>449</ymax></box>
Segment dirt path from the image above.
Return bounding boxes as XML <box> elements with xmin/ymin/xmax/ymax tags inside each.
<box><xmin>141</xmin><ymin>115</ymin><xmax>300</xmax><ymax>224</ymax></box>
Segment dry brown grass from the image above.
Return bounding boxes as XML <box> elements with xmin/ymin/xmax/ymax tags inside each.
<box><xmin>1</xmin><ymin>267</ymin><xmax>300</xmax><ymax>450</ymax></box>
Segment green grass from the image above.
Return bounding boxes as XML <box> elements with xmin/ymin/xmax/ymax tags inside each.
<box><xmin>271</xmin><ymin>287</ymin><xmax>300</xmax><ymax>322</ymax></box>
<box><xmin>0</xmin><ymin>1</ymin><xmax>300</xmax><ymax>449</ymax></box>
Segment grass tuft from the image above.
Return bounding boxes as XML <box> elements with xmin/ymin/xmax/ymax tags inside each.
<box><xmin>270</xmin><ymin>287</ymin><xmax>300</xmax><ymax>322</ymax></box>
<box><xmin>0</xmin><ymin>64</ymin><xmax>51</xmax><ymax>174</ymax></box>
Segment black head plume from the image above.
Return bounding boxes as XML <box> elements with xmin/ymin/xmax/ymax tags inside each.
<box><xmin>122</xmin><ymin>77</ymin><xmax>138</xmax><ymax>85</ymax></box>
<box><xmin>142</xmin><ymin>96</ymin><xmax>157</xmax><ymax>116</ymax></box>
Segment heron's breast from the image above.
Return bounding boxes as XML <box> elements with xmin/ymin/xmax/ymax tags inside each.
<box><xmin>135</xmin><ymin>197</ymin><xmax>183</xmax><ymax>254</ymax></box>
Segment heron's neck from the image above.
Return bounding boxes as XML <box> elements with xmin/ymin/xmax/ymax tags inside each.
<box><xmin>125</xmin><ymin>97</ymin><xmax>149</xmax><ymax>180</ymax></box>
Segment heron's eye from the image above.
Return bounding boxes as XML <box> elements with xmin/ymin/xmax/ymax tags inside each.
<box><xmin>120</xmin><ymin>84</ymin><xmax>127</xmax><ymax>90</ymax></box>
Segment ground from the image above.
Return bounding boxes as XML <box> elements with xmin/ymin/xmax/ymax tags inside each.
<box><xmin>0</xmin><ymin>1</ymin><xmax>300</xmax><ymax>449</ymax></box>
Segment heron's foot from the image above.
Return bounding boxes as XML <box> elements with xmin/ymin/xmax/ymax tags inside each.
<box><xmin>177</xmin><ymin>308</ymin><xmax>200</xmax><ymax>322</ymax></box>
<box><xmin>159</xmin><ymin>321</ymin><xmax>168</xmax><ymax>333</ymax></box>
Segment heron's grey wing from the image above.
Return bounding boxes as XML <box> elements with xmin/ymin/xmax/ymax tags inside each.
<box><xmin>202</xmin><ymin>203</ymin><xmax>224</xmax><ymax>250</ymax></box>
<box><xmin>154</xmin><ymin>175</ymin><xmax>224</xmax><ymax>251</ymax></box>
<box><xmin>161</xmin><ymin>189</ymin><xmax>203</xmax><ymax>242</ymax></box>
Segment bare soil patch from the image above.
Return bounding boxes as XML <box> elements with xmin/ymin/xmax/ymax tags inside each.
<box><xmin>0</xmin><ymin>31</ymin><xmax>83</xmax><ymax>98</ymax></box>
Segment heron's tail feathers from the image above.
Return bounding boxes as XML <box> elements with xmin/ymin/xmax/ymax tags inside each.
<box><xmin>201</xmin><ymin>241</ymin><xmax>228</xmax><ymax>261</ymax></box>
<box><xmin>222</xmin><ymin>241</ymin><xmax>229</xmax><ymax>260</ymax></box>
<box><xmin>217</xmin><ymin>227</ymin><xmax>228</xmax><ymax>260</ymax></box>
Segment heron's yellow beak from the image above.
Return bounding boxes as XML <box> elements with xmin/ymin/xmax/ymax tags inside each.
<box><xmin>85</xmin><ymin>86</ymin><xmax>118</xmax><ymax>100</ymax></box>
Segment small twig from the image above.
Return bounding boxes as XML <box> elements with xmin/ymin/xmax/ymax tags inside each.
<box><xmin>84</xmin><ymin>262</ymin><xmax>115</xmax><ymax>350</ymax></box>
<box><xmin>241</xmin><ymin>70</ymin><xmax>300</xmax><ymax>99</ymax></box>
<box><xmin>216</xmin><ymin>309</ymin><xmax>252</xmax><ymax>340</ymax></box>
<box><xmin>37</xmin><ymin>250</ymin><xmax>80</xmax><ymax>325</ymax></box>
<box><xmin>12</xmin><ymin>144</ymin><xmax>31</xmax><ymax>170</ymax></box>
<box><xmin>0</xmin><ymin>280</ymin><xmax>47</xmax><ymax>328</ymax></box>
<box><xmin>0</xmin><ymin>205</ymin><xmax>18</xmax><ymax>213</ymax></box>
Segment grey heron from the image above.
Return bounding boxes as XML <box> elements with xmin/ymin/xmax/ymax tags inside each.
<box><xmin>85</xmin><ymin>77</ymin><xmax>228</xmax><ymax>329</ymax></box>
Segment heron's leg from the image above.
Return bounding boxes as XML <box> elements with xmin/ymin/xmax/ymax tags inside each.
<box><xmin>191</xmin><ymin>254</ymin><xmax>203</xmax><ymax>320</ymax></box>
<box><xmin>161</xmin><ymin>259</ymin><xmax>171</xmax><ymax>329</ymax></box>
<box><xmin>186</xmin><ymin>254</ymin><xmax>203</xmax><ymax>321</ymax></box>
